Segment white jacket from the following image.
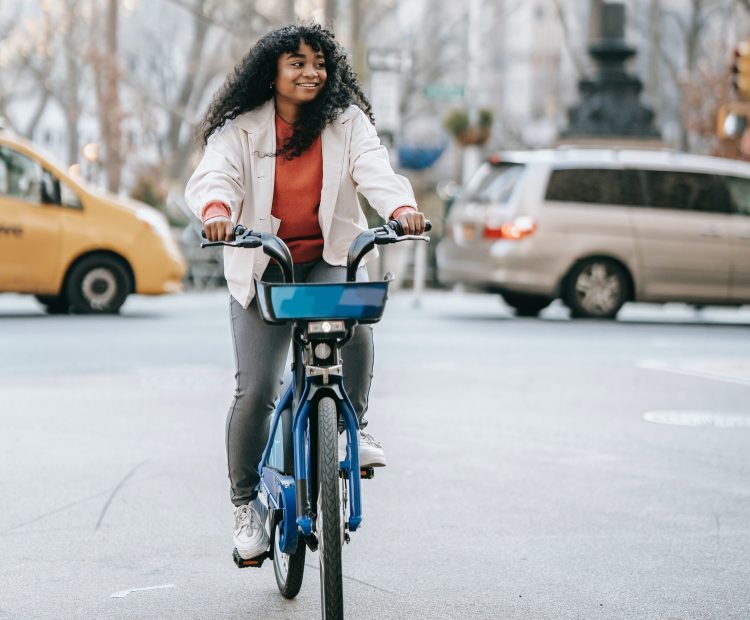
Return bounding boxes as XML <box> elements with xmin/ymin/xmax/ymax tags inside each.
<box><xmin>185</xmin><ymin>100</ymin><xmax>417</xmax><ymax>307</ymax></box>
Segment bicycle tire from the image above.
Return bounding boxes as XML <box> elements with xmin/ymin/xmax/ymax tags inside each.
<box><xmin>317</xmin><ymin>396</ymin><xmax>344</xmax><ymax>619</ymax></box>
<box><xmin>272</xmin><ymin>498</ymin><xmax>306</xmax><ymax>599</ymax></box>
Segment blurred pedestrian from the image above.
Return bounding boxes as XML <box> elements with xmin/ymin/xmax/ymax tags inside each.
<box><xmin>185</xmin><ymin>23</ymin><xmax>424</xmax><ymax>561</ymax></box>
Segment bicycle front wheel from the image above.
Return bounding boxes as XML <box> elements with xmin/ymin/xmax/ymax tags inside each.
<box><xmin>316</xmin><ymin>396</ymin><xmax>343</xmax><ymax>619</ymax></box>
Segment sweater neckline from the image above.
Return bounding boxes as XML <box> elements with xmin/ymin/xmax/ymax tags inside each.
<box><xmin>275</xmin><ymin>112</ymin><xmax>294</xmax><ymax>126</ymax></box>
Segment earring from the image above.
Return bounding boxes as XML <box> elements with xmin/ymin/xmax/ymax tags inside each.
<box><xmin>269</xmin><ymin>83</ymin><xmax>274</xmax><ymax>89</ymax></box>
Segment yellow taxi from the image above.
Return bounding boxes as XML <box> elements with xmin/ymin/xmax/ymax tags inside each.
<box><xmin>0</xmin><ymin>131</ymin><xmax>186</xmax><ymax>313</ymax></box>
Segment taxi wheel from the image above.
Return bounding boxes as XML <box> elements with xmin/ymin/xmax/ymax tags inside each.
<box><xmin>65</xmin><ymin>255</ymin><xmax>131</xmax><ymax>314</ymax></box>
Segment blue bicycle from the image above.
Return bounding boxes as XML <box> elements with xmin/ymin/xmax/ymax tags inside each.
<box><xmin>202</xmin><ymin>220</ymin><xmax>430</xmax><ymax>619</ymax></box>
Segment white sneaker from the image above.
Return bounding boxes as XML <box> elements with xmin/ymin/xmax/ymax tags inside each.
<box><xmin>233</xmin><ymin>504</ymin><xmax>269</xmax><ymax>560</ymax></box>
<box><xmin>338</xmin><ymin>431</ymin><xmax>387</xmax><ymax>468</ymax></box>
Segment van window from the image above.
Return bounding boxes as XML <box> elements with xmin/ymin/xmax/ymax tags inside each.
<box><xmin>724</xmin><ymin>176</ymin><xmax>750</xmax><ymax>216</ymax></box>
<box><xmin>545</xmin><ymin>168</ymin><xmax>643</xmax><ymax>206</ymax></box>
<box><xmin>640</xmin><ymin>170</ymin><xmax>731</xmax><ymax>214</ymax></box>
<box><xmin>0</xmin><ymin>145</ymin><xmax>42</xmax><ymax>203</ymax></box>
<box><xmin>464</xmin><ymin>163</ymin><xmax>524</xmax><ymax>203</ymax></box>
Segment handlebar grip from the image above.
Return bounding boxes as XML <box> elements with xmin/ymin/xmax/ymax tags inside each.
<box><xmin>387</xmin><ymin>219</ymin><xmax>432</xmax><ymax>236</ymax></box>
<box><xmin>201</xmin><ymin>224</ymin><xmax>247</xmax><ymax>240</ymax></box>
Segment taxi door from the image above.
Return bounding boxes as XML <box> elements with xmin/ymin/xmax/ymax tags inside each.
<box><xmin>0</xmin><ymin>145</ymin><xmax>61</xmax><ymax>292</ymax></box>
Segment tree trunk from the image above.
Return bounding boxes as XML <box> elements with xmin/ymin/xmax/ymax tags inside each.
<box><xmin>166</xmin><ymin>0</ymin><xmax>210</xmax><ymax>180</ymax></box>
<box><xmin>64</xmin><ymin>0</ymin><xmax>81</xmax><ymax>166</ymax></box>
<box><xmin>351</xmin><ymin>0</ymin><xmax>366</xmax><ymax>80</ymax></box>
<box><xmin>325</xmin><ymin>0</ymin><xmax>337</xmax><ymax>26</ymax></box>
<box><xmin>646</xmin><ymin>0</ymin><xmax>661</xmax><ymax>115</ymax></box>
<box><xmin>97</xmin><ymin>0</ymin><xmax>123</xmax><ymax>193</ymax></box>
<box><xmin>680</xmin><ymin>0</ymin><xmax>703</xmax><ymax>151</ymax></box>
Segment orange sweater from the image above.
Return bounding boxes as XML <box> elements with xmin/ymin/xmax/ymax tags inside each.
<box><xmin>271</xmin><ymin>114</ymin><xmax>324</xmax><ymax>263</ymax></box>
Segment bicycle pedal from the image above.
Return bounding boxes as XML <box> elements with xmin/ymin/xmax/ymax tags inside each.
<box><xmin>232</xmin><ymin>547</ymin><xmax>268</xmax><ymax>569</ymax></box>
<box><xmin>360</xmin><ymin>467</ymin><xmax>374</xmax><ymax>479</ymax></box>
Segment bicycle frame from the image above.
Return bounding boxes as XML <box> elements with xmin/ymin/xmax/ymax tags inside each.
<box><xmin>259</xmin><ymin>324</ymin><xmax>364</xmax><ymax>555</ymax></box>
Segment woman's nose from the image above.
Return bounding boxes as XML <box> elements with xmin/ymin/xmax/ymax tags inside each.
<box><xmin>303</xmin><ymin>65</ymin><xmax>318</xmax><ymax>77</ymax></box>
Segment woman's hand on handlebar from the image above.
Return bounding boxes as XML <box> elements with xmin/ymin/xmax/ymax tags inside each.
<box><xmin>203</xmin><ymin>216</ymin><xmax>235</xmax><ymax>242</ymax></box>
<box><xmin>394</xmin><ymin>209</ymin><xmax>426</xmax><ymax>235</ymax></box>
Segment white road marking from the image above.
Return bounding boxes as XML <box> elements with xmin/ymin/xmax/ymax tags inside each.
<box><xmin>643</xmin><ymin>411</ymin><xmax>750</xmax><ymax>428</ymax></box>
<box><xmin>636</xmin><ymin>360</ymin><xmax>750</xmax><ymax>387</ymax></box>
<box><xmin>110</xmin><ymin>584</ymin><xmax>175</xmax><ymax>598</ymax></box>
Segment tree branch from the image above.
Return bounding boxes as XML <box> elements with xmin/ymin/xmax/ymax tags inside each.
<box><xmin>160</xmin><ymin>0</ymin><xmax>272</xmax><ymax>38</ymax></box>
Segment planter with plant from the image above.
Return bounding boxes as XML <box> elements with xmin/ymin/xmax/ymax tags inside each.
<box><xmin>443</xmin><ymin>108</ymin><xmax>494</xmax><ymax>146</ymax></box>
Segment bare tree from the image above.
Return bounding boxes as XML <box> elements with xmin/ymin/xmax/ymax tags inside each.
<box><xmin>60</xmin><ymin>0</ymin><xmax>84</xmax><ymax>166</ymax></box>
<box><xmin>89</xmin><ymin>0</ymin><xmax>124</xmax><ymax>193</ymax></box>
<box><xmin>0</xmin><ymin>5</ymin><xmax>56</xmax><ymax>139</ymax></box>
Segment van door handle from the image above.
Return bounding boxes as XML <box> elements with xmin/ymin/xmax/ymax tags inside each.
<box><xmin>700</xmin><ymin>228</ymin><xmax>722</xmax><ymax>238</ymax></box>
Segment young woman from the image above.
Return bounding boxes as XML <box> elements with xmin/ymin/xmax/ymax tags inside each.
<box><xmin>185</xmin><ymin>24</ymin><xmax>424</xmax><ymax>561</ymax></box>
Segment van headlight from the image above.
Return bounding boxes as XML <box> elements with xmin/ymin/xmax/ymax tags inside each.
<box><xmin>137</xmin><ymin>209</ymin><xmax>172</xmax><ymax>239</ymax></box>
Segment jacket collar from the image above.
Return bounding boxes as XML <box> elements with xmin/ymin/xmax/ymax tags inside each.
<box><xmin>232</xmin><ymin>100</ymin><xmax>275</xmax><ymax>135</ymax></box>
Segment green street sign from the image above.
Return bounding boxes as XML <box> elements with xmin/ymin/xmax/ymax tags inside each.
<box><xmin>423</xmin><ymin>84</ymin><xmax>464</xmax><ymax>101</ymax></box>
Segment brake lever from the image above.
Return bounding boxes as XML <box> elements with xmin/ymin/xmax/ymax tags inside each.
<box><xmin>201</xmin><ymin>238</ymin><xmax>262</xmax><ymax>249</ymax></box>
<box><xmin>200</xmin><ymin>225</ymin><xmax>260</xmax><ymax>248</ymax></box>
<box><xmin>373</xmin><ymin>231</ymin><xmax>430</xmax><ymax>245</ymax></box>
<box><xmin>397</xmin><ymin>234</ymin><xmax>430</xmax><ymax>242</ymax></box>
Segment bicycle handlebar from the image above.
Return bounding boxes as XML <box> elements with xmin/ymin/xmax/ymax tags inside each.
<box><xmin>201</xmin><ymin>219</ymin><xmax>431</xmax><ymax>283</ymax></box>
<box><xmin>345</xmin><ymin>220</ymin><xmax>431</xmax><ymax>281</ymax></box>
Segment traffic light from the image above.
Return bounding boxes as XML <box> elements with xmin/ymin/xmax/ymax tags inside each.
<box><xmin>732</xmin><ymin>40</ymin><xmax>750</xmax><ymax>99</ymax></box>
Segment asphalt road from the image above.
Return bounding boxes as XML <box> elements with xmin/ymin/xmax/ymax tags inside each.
<box><xmin>1</xmin><ymin>290</ymin><xmax>749</xmax><ymax>619</ymax></box>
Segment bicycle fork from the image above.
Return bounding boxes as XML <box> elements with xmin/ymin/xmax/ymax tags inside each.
<box><xmin>293</xmin><ymin>377</ymin><xmax>364</xmax><ymax>538</ymax></box>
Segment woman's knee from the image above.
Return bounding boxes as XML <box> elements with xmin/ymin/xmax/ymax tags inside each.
<box><xmin>231</xmin><ymin>381</ymin><xmax>279</xmax><ymax>423</ymax></box>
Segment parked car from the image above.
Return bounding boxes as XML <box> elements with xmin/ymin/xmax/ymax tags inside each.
<box><xmin>0</xmin><ymin>130</ymin><xmax>186</xmax><ymax>313</ymax></box>
<box><xmin>436</xmin><ymin>147</ymin><xmax>750</xmax><ymax>318</ymax></box>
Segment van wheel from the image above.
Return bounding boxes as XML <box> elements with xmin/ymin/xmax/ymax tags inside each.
<box><xmin>35</xmin><ymin>295</ymin><xmax>69</xmax><ymax>314</ymax></box>
<box><xmin>65</xmin><ymin>255</ymin><xmax>130</xmax><ymax>314</ymax></box>
<box><xmin>563</xmin><ymin>258</ymin><xmax>628</xmax><ymax>319</ymax></box>
<box><xmin>501</xmin><ymin>292</ymin><xmax>552</xmax><ymax>317</ymax></box>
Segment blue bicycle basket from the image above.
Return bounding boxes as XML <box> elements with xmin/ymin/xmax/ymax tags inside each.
<box><xmin>256</xmin><ymin>280</ymin><xmax>390</xmax><ymax>324</ymax></box>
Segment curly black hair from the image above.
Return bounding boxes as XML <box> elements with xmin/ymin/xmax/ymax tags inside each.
<box><xmin>198</xmin><ymin>23</ymin><xmax>374</xmax><ymax>159</ymax></box>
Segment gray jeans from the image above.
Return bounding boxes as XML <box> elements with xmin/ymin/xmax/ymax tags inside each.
<box><xmin>226</xmin><ymin>260</ymin><xmax>374</xmax><ymax>506</ymax></box>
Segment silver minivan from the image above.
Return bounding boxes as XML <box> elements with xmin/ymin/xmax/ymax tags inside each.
<box><xmin>436</xmin><ymin>148</ymin><xmax>750</xmax><ymax>318</ymax></box>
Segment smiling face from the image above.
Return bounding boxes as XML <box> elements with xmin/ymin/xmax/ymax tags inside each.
<box><xmin>273</xmin><ymin>41</ymin><xmax>328</xmax><ymax>118</ymax></box>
